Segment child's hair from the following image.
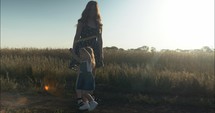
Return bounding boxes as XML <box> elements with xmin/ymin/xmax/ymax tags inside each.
<box><xmin>83</xmin><ymin>47</ymin><xmax>96</xmax><ymax>68</ymax></box>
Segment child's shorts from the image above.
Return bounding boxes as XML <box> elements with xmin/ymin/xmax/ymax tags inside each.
<box><xmin>76</xmin><ymin>72</ymin><xmax>95</xmax><ymax>91</ymax></box>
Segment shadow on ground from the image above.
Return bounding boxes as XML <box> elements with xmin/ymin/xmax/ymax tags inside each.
<box><xmin>1</xmin><ymin>92</ymin><xmax>214</xmax><ymax>113</ymax></box>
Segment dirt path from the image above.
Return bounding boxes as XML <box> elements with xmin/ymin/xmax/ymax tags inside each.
<box><xmin>1</xmin><ymin>92</ymin><xmax>214</xmax><ymax>113</ymax></box>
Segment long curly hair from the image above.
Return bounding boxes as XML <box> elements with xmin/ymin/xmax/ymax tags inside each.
<box><xmin>85</xmin><ymin>47</ymin><xmax>96</xmax><ymax>68</ymax></box>
<box><xmin>78</xmin><ymin>1</ymin><xmax>102</xmax><ymax>30</ymax></box>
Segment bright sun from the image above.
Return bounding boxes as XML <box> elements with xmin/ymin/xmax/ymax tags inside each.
<box><xmin>124</xmin><ymin>0</ymin><xmax>214</xmax><ymax>50</ymax></box>
<box><xmin>157</xmin><ymin>0</ymin><xmax>214</xmax><ymax>49</ymax></box>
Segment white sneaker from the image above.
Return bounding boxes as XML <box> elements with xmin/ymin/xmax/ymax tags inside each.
<box><xmin>79</xmin><ymin>102</ymin><xmax>90</xmax><ymax>110</ymax></box>
<box><xmin>89</xmin><ymin>101</ymin><xmax>98</xmax><ymax>111</ymax></box>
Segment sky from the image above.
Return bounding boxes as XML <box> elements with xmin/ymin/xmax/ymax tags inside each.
<box><xmin>1</xmin><ymin>0</ymin><xmax>214</xmax><ymax>50</ymax></box>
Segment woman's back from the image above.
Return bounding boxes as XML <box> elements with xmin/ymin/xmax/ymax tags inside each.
<box><xmin>80</xmin><ymin>25</ymin><xmax>98</xmax><ymax>39</ymax></box>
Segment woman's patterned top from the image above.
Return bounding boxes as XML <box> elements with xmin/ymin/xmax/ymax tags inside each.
<box><xmin>80</xmin><ymin>25</ymin><xmax>98</xmax><ymax>39</ymax></box>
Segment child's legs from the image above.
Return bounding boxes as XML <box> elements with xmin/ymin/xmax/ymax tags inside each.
<box><xmin>76</xmin><ymin>90</ymin><xmax>89</xmax><ymax>106</ymax></box>
<box><xmin>76</xmin><ymin>74</ymin><xmax>85</xmax><ymax>101</ymax></box>
<box><xmin>76</xmin><ymin>90</ymin><xmax>92</xmax><ymax>103</ymax></box>
<box><xmin>76</xmin><ymin>89</ymin><xmax>82</xmax><ymax>99</ymax></box>
<box><xmin>82</xmin><ymin>90</ymin><xmax>94</xmax><ymax>102</ymax></box>
<box><xmin>76</xmin><ymin>72</ymin><xmax>95</xmax><ymax>102</ymax></box>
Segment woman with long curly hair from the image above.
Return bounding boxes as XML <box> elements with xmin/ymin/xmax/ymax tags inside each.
<box><xmin>70</xmin><ymin>0</ymin><xmax>104</xmax><ymax>69</ymax></box>
<box><xmin>69</xmin><ymin>0</ymin><xmax>103</xmax><ymax>111</ymax></box>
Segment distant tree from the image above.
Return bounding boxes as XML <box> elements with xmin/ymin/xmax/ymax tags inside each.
<box><xmin>119</xmin><ymin>48</ymin><xmax>124</xmax><ymax>51</ymax></box>
<box><xmin>137</xmin><ymin>46</ymin><xmax>149</xmax><ymax>52</ymax></box>
<box><xmin>150</xmin><ymin>47</ymin><xmax>156</xmax><ymax>53</ymax></box>
<box><xmin>160</xmin><ymin>49</ymin><xmax>170</xmax><ymax>52</ymax></box>
<box><xmin>176</xmin><ymin>49</ymin><xmax>182</xmax><ymax>52</ymax></box>
<box><xmin>201</xmin><ymin>46</ymin><xmax>212</xmax><ymax>52</ymax></box>
<box><xmin>104</xmin><ymin>46</ymin><xmax>118</xmax><ymax>50</ymax></box>
<box><xmin>192</xmin><ymin>49</ymin><xmax>202</xmax><ymax>53</ymax></box>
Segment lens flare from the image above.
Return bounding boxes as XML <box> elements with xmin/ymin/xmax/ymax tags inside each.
<box><xmin>44</xmin><ymin>85</ymin><xmax>49</xmax><ymax>91</ymax></box>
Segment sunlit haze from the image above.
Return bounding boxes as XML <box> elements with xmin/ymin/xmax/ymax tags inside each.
<box><xmin>1</xmin><ymin>0</ymin><xmax>214</xmax><ymax>50</ymax></box>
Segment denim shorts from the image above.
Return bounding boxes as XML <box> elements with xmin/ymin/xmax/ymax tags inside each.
<box><xmin>76</xmin><ymin>72</ymin><xmax>95</xmax><ymax>91</ymax></box>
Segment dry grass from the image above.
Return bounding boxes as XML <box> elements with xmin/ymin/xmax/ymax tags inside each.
<box><xmin>0</xmin><ymin>48</ymin><xmax>214</xmax><ymax>106</ymax></box>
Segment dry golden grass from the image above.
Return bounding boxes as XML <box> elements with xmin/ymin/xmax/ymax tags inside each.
<box><xmin>1</xmin><ymin>48</ymin><xmax>214</xmax><ymax>112</ymax></box>
<box><xmin>1</xmin><ymin>48</ymin><xmax>214</xmax><ymax>96</ymax></box>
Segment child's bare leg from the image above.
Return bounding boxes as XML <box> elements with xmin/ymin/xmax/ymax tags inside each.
<box><xmin>78</xmin><ymin>90</ymin><xmax>90</xmax><ymax>110</ymax></box>
<box><xmin>76</xmin><ymin>89</ymin><xmax>83</xmax><ymax>105</ymax></box>
<box><xmin>76</xmin><ymin>90</ymin><xmax>92</xmax><ymax>102</ymax></box>
<box><xmin>82</xmin><ymin>91</ymin><xmax>98</xmax><ymax>111</ymax></box>
<box><xmin>76</xmin><ymin>89</ymin><xmax>82</xmax><ymax>98</ymax></box>
<box><xmin>82</xmin><ymin>91</ymin><xmax>94</xmax><ymax>101</ymax></box>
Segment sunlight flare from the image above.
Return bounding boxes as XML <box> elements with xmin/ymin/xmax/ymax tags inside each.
<box><xmin>44</xmin><ymin>85</ymin><xmax>49</xmax><ymax>91</ymax></box>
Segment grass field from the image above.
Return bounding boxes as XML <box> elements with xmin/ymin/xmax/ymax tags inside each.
<box><xmin>1</xmin><ymin>48</ymin><xmax>214</xmax><ymax>113</ymax></box>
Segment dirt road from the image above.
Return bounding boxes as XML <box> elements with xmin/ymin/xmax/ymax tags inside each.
<box><xmin>1</xmin><ymin>92</ymin><xmax>214</xmax><ymax>113</ymax></box>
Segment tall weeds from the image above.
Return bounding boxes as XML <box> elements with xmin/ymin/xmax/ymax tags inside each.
<box><xmin>0</xmin><ymin>48</ymin><xmax>214</xmax><ymax>96</ymax></box>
